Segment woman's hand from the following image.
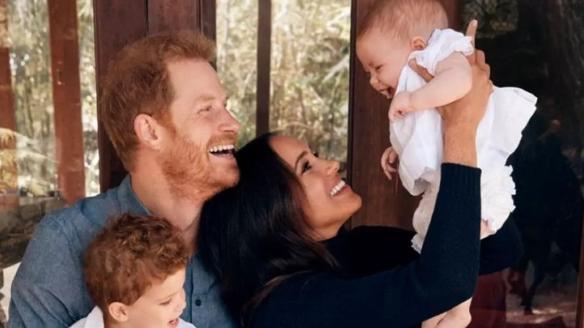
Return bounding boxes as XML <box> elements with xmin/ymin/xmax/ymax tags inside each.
<box><xmin>408</xmin><ymin>20</ymin><xmax>492</xmax><ymax>167</ymax></box>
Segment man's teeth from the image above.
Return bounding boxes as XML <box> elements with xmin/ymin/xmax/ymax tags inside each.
<box><xmin>330</xmin><ymin>180</ymin><xmax>346</xmax><ymax>196</ymax></box>
<box><xmin>209</xmin><ymin>144</ymin><xmax>235</xmax><ymax>154</ymax></box>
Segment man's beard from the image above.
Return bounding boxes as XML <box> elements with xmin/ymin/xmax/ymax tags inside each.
<box><xmin>159</xmin><ymin>133</ymin><xmax>239</xmax><ymax>202</ymax></box>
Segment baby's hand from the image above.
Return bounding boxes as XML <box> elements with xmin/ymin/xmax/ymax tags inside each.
<box><xmin>380</xmin><ymin>146</ymin><xmax>398</xmax><ymax>180</ymax></box>
<box><xmin>388</xmin><ymin>91</ymin><xmax>415</xmax><ymax>121</ymax></box>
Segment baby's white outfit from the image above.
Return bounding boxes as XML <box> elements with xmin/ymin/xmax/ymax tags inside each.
<box><xmin>69</xmin><ymin>306</ymin><xmax>196</xmax><ymax>328</ymax></box>
<box><xmin>390</xmin><ymin>29</ymin><xmax>537</xmax><ymax>252</ymax></box>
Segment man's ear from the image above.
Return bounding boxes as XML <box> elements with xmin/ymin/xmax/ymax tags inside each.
<box><xmin>134</xmin><ymin>113</ymin><xmax>165</xmax><ymax>150</ymax></box>
<box><xmin>108</xmin><ymin>302</ymin><xmax>130</xmax><ymax>322</ymax></box>
<box><xmin>410</xmin><ymin>36</ymin><xmax>427</xmax><ymax>51</ymax></box>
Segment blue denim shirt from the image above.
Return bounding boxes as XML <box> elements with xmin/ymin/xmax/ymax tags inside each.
<box><xmin>8</xmin><ymin>176</ymin><xmax>236</xmax><ymax>328</ymax></box>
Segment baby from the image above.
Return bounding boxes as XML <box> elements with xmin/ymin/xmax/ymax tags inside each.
<box><xmin>70</xmin><ymin>213</ymin><xmax>195</xmax><ymax>328</ymax></box>
<box><xmin>356</xmin><ymin>0</ymin><xmax>536</xmax><ymax>327</ymax></box>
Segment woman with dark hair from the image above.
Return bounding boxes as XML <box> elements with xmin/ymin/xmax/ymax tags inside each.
<box><xmin>198</xmin><ymin>53</ymin><xmax>521</xmax><ymax>327</ymax></box>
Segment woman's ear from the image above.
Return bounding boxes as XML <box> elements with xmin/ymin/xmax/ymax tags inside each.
<box><xmin>108</xmin><ymin>302</ymin><xmax>130</xmax><ymax>322</ymax></box>
<box><xmin>134</xmin><ymin>113</ymin><xmax>164</xmax><ymax>150</ymax></box>
<box><xmin>410</xmin><ymin>36</ymin><xmax>427</xmax><ymax>51</ymax></box>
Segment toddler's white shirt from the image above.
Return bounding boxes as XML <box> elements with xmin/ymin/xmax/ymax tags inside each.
<box><xmin>389</xmin><ymin>29</ymin><xmax>537</xmax><ymax>251</ymax></box>
<box><xmin>69</xmin><ymin>306</ymin><xmax>197</xmax><ymax>328</ymax></box>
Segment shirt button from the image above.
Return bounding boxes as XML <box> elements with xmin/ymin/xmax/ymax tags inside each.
<box><xmin>195</xmin><ymin>299</ymin><xmax>202</xmax><ymax>306</ymax></box>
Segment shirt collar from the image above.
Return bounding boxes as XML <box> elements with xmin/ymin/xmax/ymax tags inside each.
<box><xmin>84</xmin><ymin>306</ymin><xmax>105</xmax><ymax>328</ymax></box>
<box><xmin>116</xmin><ymin>175</ymin><xmax>150</xmax><ymax>216</ymax></box>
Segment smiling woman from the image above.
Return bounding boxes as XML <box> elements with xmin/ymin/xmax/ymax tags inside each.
<box><xmin>269</xmin><ymin>135</ymin><xmax>362</xmax><ymax>240</ymax></box>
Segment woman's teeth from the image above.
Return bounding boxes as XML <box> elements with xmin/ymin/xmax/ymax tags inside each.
<box><xmin>330</xmin><ymin>180</ymin><xmax>346</xmax><ymax>196</ymax></box>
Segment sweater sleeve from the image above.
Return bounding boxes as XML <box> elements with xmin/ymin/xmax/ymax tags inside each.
<box><xmin>334</xmin><ymin>226</ymin><xmax>418</xmax><ymax>276</ymax></box>
<box><xmin>338</xmin><ymin>219</ymin><xmax>521</xmax><ymax>277</ymax></box>
<box><xmin>251</xmin><ymin>164</ymin><xmax>481</xmax><ymax>328</ymax></box>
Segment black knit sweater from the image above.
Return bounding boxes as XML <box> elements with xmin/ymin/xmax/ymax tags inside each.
<box><xmin>249</xmin><ymin>164</ymin><xmax>520</xmax><ymax>328</ymax></box>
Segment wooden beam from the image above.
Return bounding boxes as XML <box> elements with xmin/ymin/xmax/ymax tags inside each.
<box><xmin>200</xmin><ymin>0</ymin><xmax>216</xmax><ymax>43</ymax></box>
<box><xmin>0</xmin><ymin>48</ymin><xmax>14</xmax><ymax>130</ymax></box>
<box><xmin>0</xmin><ymin>0</ymin><xmax>18</xmax><ymax>211</ymax></box>
<box><xmin>94</xmin><ymin>0</ymin><xmax>216</xmax><ymax>191</ymax></box>
<box><xmin>47</xmin><ymin>0</ymin><xmax>85</xmax><ymax>203</ymax></box>
<box><xmin>348</xmin><ymin>0</ymin><xmax>418</xmax><ymax>229</ymax></box>
<box><xmin>439</xmin><ymin>0</ymin><xmax>461</xmax><ymax>30</ymax></box>
<box><xmin>94</xmin><ymin>0</ymin><xmax>149</xmax><ymax>191</ymax></box>
<box><xmin>0</xmin><ymin>0</ymin><xmax>14</xmax><ymax>130</ymax></box>
<box><xmin>256</xmin><ymin>0</ymin><xmax>271</xmax><ymax>136</ymax></box>
<box><xmin>148</xmin><ymin>0</ymin><xmax>200</xmax><ymax>33</ymax></box>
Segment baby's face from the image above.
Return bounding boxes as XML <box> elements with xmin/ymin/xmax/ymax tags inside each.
<box><xmin>357</xmin><ymin>28</ymin><xmax>412</xmax><ymax>99</ymax></box>
<box><xmin>124</xmin><ymin>268</ymin><xmax>187</xmax><ymax>328</ymax></box>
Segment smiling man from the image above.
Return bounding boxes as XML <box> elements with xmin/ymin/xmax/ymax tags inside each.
<box><xmin>8</xmin><ymin>32</ymin><xmax>239</xmax><ymax>328</ymax></box>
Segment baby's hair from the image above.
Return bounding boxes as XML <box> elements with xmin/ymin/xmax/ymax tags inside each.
<box><xmin>83</xmin><ymin>213</ymin><xmax>188</xmax><ymax>312</ymax></box>
<box><xmin>358</xmin><ymin>0</ymin><xmax>449</xmax><ymax>41</ymax></box>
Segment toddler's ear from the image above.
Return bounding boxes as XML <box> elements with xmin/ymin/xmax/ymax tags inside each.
<box><xmin>108</xmin><ymin>302</ymin><xmax>130</xmax><ymax>322</ymax></box>
<box><xmin>410</xmin><ymin>37</ymin><xmax>426</xmax><ymax>51</ymax></box>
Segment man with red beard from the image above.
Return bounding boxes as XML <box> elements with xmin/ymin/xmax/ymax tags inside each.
<box><xmin>8</xmin><ymin>32</ymin><xmax>240</xmax><ymax>328</ymax></box>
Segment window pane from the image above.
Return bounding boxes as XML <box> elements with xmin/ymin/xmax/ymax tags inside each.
<box><xmin>461</xmin><ymin>1</ymin><xmax>583</xmax><ymax>326</ymax></box>
<box><xmin>270</xmin><ymin>0</ymin><xmax>351</xmax><ymax>163</ymax></box>
<box><xmin>216</xmin><ymin>0</ymin><xmax>258</xmax><ymax>146</ymax></box>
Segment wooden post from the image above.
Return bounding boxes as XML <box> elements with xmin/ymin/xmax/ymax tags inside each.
<box><xmin>148</xmin><ymin>0</ymin><xmax>201</xmax><ymax>33</ymax></box>
<box><xmin>94</xmin><ymin>1</ymin><xmax>148</xmax><ymax>191</ymax></box>
<box><xmin>256</xmin><ymin>0</ymin><xmax>271</xmax><ymax>136</ymax></box>
<box><xmin>200</xmin><ymin>0</ymin><xmax>216</xmax><ymax>43</ymax></box>
<box><xmin>47</xmin><ymin>0</ymin><xmax>86</xmax><ymax>204</ymax></box>
<box><xmin>439</xmin><ymin>0</ymin><xmax>461</xmax><ymax>30</ymax></box>
<box><xmin>0</xmin><ymin>0</ymin><xmax>18</xmax><ymax>211</ymax></box>
<box><xmin>0</xmin><ymin>0</ymin><xmax>15</xmax><ymax>130</ymax></box>
<box><xmin>348</xmin><ymin>0</ymin><xmax>418</xmax><ymax>228</ymax></box>
<box><xmin>94</xmin><ymin>0</ymin><xmax>216</xmax><ymax>191</ymax></box>
<box><xmin>0</xmin><ymin>48</ymin><xmax>14</xmax><ymax>130</ymax></box>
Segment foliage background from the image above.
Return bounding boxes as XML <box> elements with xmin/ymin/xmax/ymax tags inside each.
<box><xmin>217</xmin><ymin>0</ymin><xmax>351</xmax><ymax>163</ymax></box>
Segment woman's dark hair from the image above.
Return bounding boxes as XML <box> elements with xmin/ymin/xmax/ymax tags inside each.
<box><xmin>198</xmin><ymin>133</ymin><xmax>337</xmax><ymax>324</ymax></box>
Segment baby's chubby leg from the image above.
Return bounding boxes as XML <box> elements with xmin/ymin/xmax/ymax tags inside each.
<box><xmin>435</xmin><ymin>298</ymin><xmax>473</xmax><ymax>328</ymax></box>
